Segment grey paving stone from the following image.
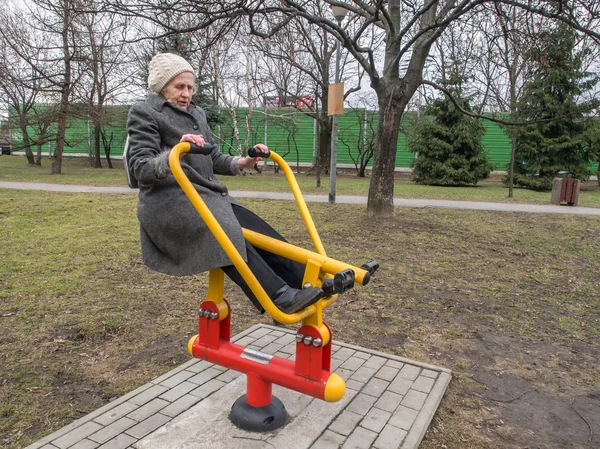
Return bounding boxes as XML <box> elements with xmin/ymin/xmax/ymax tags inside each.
<box><xmin>361</xmin><ymin>407</ymin><xmax>391</xmax><ymax>433</ymax></box>
<box><xmin>398</xmin><ymin>364</ymin><xmax>421</xmax><ymax>381</ymax></box>
<box><xmin>277</xmin><ymin>333</ymin><xmax>296</xmax><ymax>345</ymax></box>
<box><xmin>93</xmin><ymin>402</ymin><xmax>138</xmax><ymax>426</ymax></box>
<box><xmin>69</xmin><ymin>440</ymin><xmax>99</xmax><ymax>449</ymax></box>
<box><xmin>97</xmin><ymin>433</ymin><xmax>136</xmax><ymax>449</ymax></box>
<box><xmin>353</xmin><ymin>351</ymin><xmax>370</xmax><ymax>360</ymax></box>
<box><xmin>388</xmin><ymin>405</ymin><xmax>419</xmax><ymax>431</ymax></box>
<box><xmin>411</xmin><ymin>375</ymin><xmax>436</xmax><ymax>394</ymax></box>
<box><xmin>332</xmin><ymin>347</ymin><xmax>355</xmax><ymax>361</ymax></box>
<box><xmin>26</xmin><ymin>324</ymin><xmax>451</xmax><ymax>449</ymax></box>
<box><xmin>89</xmin><ymin>417</ymin><xmax>137</xmax><ymax>444</ymax></box>
<box><xmin>232</xmin><ymin>336</ymin><xmax>255</xmax><ymax>347</ymax></box>
<box><xmin>328</xmin><ymin>410</ymin><xmax>363</xmax><ymax>436</ymax></box>
<box><xmin>189</xmin><ymin>379</ymin><xmax>225</xmax><ymax>398</ymax></box>
<box><xmin>160</xmin><ymin>394</ymin><xmax>203</xmax><ymax>418</ymax></box>
<box><xmin>280</xmin><ymin>342</ymin><xmax>296</xmax><ymax>354</ymax></box>
<box><xmin>374</xmin><ymin>365</ymin><xmax>399</xmax><ymax>382</ymax></box>
<box><xmin>177</xmin><ymin>358</ymin><xmax>201</xmax><ymax>371</ymax></box>
<box><xmin>215</xmin><ymin>369</ymin><xmax>242</xmax><ymax>383</ymax></box>
<box><xmin>247</xmin><ymin>327</ymin><xmax>271</xmax><ymax>339</ymax></box>
<box><xmin>341</xmin><ymin>426</ymin><xmax>378</xmax><ymax>449</ymax></box>
<box><xmin>125</xmin><ymin>413</ymin><xmax>171</xmax><ymax>439</ymax></box>
<box><xmin>183</xmin><ymin>360</ymin><xmax>214</xmax><ymax>374</ymax></box>
<box><xmin>52</xmin><ymin>421</ymin><xmax>103</xmax><ymax>449</ymax></box>
<box><xmin>187</xmin><ymin>367</ymin><xmax>222</xmax><ymax>385</ymax></box>
<box><xmin>149</xmin><ymin>366</ymin><xmax>188</xmax><ymax>385</ymax></box>
<box><xmin>261</xmin><ymin>342</ymin><xmax>284</xmax><ymax>354</ymax></box>
<box><xmin>353</xmin><ymin>368</ymin><xmax>382</xmax><ymax>387</ymax></box>
<box><xmin>420</xmin><ymin>369</ymin><xmax>439</xmax><ymax>379</ymax></box>
<box><xmin>158</xmin><ymin>370</ymin><xmax>195</xmax><ymax>388</ymax></box>
<box><xmin>126</xmin><ymin>398</ymin><xmax>169</xmax><ymax>421</ymax></box>
<box><xmin>310</xmin><ymin>430</ymin><xmax>347</xmax><ymax>449</ymax></box>
<box><xmin>345</xmin><ymin>379</ymin><xmax>364</xmax><ymax>391</ymax></box>
<box><xmin>388</xmin><ymin>376</ymin><xmax>413</xmax><ymax>395</ymax></box>
<box><xmin>401</xmin><ymin>389</ymin><xmax>428</xmax><ymax>411</ymax></box>
<box><xmin>158</xmin><ymin>381</ymin><xmax>198</xmax><ymax>402</ymax></box>
<box><xmin>346</xmin><ymin>393</ymin><xmax>377</xmax><ymax>416</ymax></box>
<box><xmin>363</xmin><ymin>377</ymin><xmax>391</xmax><ymax>398</ymax></box>
<box><xmin>375</xmin><ymin>390</ymin><xmax>403</xmax><ymax>413</ymax></box>
<box><xmin>385</xmin><ymin>359</ymin><xmax>404</xmax><ymax>369</ymax></box>
<box><xmin>334</xmin><ymin>368</ymin><xmax>354</xmax><ymax>381</ymax></box>
<box><xmin>340</xmin><ymin>356</ymin><xmax>365</xmax><ymax>371</ymax></box>
<box><xmin>252</xmin><ymin>334</ymin><xmax>279</xmax><ymax>348</ymax></box>
<box><xmin>330</xmin><ymin>358</ymin><xmax>343</xmax><ymax>371</ymax></box>
<box><xmin>128</xmin><ymin>385</ymin><xmax>168</xmax><ymax>406</ymax></box>
<box><xmin>363</xmin><ymin>355</ymin><xmax>387</xmax><ymax>371</ymax></box>
<box><xmin>373</xmin><ymin>423</ymin><xmax>407</xmax><ymax>449</ymax></box>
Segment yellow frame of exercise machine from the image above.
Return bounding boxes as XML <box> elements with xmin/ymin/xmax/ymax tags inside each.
<box><xmin>169</xmin><ymin>142</ymin><xmax>370</xmax><ymax>343</ymax></box>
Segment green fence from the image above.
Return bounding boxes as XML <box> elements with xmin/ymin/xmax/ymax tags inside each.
<box><xmin>7</xmin><ymin>105</ymin><xmax>522</xmax><ymax>171</ymax></box>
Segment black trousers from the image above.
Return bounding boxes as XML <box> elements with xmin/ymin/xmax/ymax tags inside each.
<box><xmin>221</xmin><ymin>204</ymin><xmax>305</xmax><ymax>312</ymax></box>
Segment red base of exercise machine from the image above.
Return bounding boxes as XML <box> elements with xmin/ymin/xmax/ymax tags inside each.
<box><xmin>188</xmin><ymin>299</ymin><xmax>341</xmax><ymax>432</ymax></box>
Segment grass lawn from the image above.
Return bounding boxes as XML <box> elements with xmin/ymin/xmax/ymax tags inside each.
<box><xmin>2</xmin><ymin>154</ymin><xmax>600</xmax><ymax>207</ymax></box>
<box><xmin>1</xmin><ymin>186</ymin><xmax>599</xmax><ymax>448</ymax></box>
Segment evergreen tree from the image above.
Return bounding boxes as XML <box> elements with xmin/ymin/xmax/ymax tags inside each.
<box><xmin>512</xmin><ymin>24</ymin><xmax>598</xmax><ymax>190</ymax></box>
<box><xmin>408</xmin><ymin>80</ymin><xmax>492</xmax><ymax>186</ymax></box>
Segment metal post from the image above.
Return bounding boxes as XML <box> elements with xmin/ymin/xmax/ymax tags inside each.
<box><xmin>329</xmin><ymin>35</ymin><xmax>342</xmax><ymax>204</ymax></box>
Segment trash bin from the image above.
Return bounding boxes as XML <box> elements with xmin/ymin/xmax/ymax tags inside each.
<box><xmin>551</xmin><ymin>178</ymin><xmax>580</xmax><ymax>206</ymax></box>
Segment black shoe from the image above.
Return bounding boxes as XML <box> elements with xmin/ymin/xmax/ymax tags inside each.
<box><xmin>322</xmin><ymin>277</ymin><xmax>335</xmax><ymax>297</ymax></box>
<box><xmin>272</xmin><ymin>285</ymin><xmax>324</xmax><ymax>314</ymax></box>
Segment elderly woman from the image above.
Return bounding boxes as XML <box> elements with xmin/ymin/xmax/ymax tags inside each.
<box><xmin>126</xmin><ymin>53</ymin><xmax>325</xmax><ymax>314</ymax></box>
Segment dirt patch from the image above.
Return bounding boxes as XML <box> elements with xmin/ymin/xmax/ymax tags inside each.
<box><xmin>117</xmin><ymin>334</ymin><xmax>190</xmax><ymax>372</ymax></box>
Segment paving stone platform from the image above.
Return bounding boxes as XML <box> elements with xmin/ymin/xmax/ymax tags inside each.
<box><xmin>26</xmin><ymin>324</ymin><xmax>451</xmax><ymax>449</ymax></box>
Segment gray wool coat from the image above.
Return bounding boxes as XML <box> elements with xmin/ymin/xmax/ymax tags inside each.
<box><xmin>126</xmin><ymin>93</ymin><xmax>246</xmax><ymax>276</ymax></box>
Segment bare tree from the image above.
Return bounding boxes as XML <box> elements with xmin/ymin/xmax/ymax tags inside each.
<box><xmin>74</xmin><ymin>7</ymin><xmax>132</xmax><ymax>168</ymax></box>
<box><xmin>251</xmin><ymin>11</ymin><xmax>364</xmax><ymax>187</ymax></box>
<box><xmin>1</xmin><ymin>0</ymin><xmax>82</xmax><ymax>174</ymax></box>
<box><xmin>0</xmin><ymin>11</ymin><xmax>47</xmax><ymax>165</ymax></box>
<box><xmin>481</xmin><ymin>5</ymin><xmax>537</xmax><ymax>197</ymax></box>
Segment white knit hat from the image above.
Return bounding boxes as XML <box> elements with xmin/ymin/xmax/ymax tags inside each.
<box><xmin>148</xmin><ymin>53</ymin><xmax>195</xmax><ymax>94</ymax></box>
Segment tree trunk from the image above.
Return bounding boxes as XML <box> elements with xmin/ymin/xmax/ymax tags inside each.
<box><xmin>20</xmin><ymin>126</ymin><xmax>35</xmax><ymax>165</ymax></box>
<box><xmin>50</xmin><ymin>92</ymin><xmax>69</xmax><ymax>174</ymax></box>
<box><xmin>50</xmin><ymin>3</ymin><xmax>71</xmax><ymax>175</ymax></box>
<box><xmin>36</xmin><ymin>141</ymin><xmax>43</xmax><ymax>165</ymax></box>
<box><xmin>367</xmin><ymin>84</ymin><xmax>405</xmax><ymax>216</ymax></box>
<box><xmin>94</xmin><ymin>122</ymin><xmax>102</xmax><ymax>168</ymax></box>
<box><xmin>317</xmin><ymin>115</ymin><xmax>332</xmax><ymax>177</ymax></box>
<box><xmin>508</xmin><ymin>126</ymin><xmax>518</xmax><ymax>198</ymax></box>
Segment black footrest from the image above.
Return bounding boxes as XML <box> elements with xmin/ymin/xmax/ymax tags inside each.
<box><xmin>334</xmin><ymin>269</ymin><xmax>355</xmax><ymax>294</ymax></box>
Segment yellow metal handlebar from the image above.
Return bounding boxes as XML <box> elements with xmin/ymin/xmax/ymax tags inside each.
<box><xmin>169</xmin><ymin>143</ymin><xmax>370</xmax><ymax>326</ymax></box>
<box><xmin>268</xmin><ymin>152</ymin><xmax>326</xmax><ymax>257</ymax></box>
<box><xmin>169</xmin><ymin>142</ymin><xmax>317</xmax><ymax>324</ymax></box>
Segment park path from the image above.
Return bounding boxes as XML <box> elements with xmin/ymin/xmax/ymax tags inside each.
<box><xmin>1</xmin><ymin>181</ymin><xmax>599</xmax><ymax>216</ymax></box>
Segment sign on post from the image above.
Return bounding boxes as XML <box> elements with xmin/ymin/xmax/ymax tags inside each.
<box><xmin>328</xmin><ymin>83</ymin><xmax>344</xmax><ymax>116</ymax></box>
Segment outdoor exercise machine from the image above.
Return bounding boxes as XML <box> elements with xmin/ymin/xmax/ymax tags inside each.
<box><xmin>168</xmin><ymin>142</ymin><xmax>379</xmax><ymax>432</ymax></box>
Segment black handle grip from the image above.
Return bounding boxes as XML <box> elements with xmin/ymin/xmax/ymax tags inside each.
<box><xmin>188</xmin><ymin>143</ymin><xmax>216</xmax><ymax>155</ymax></box>
<box><xmin>334</xmin><ymin>269</ymin><xmax>355</xmax><ymax>294</ymax></box>
<box><xmin>248</xmin><ymin>146</ymin><xmax>270</xmax><ymax>158</ymax></box>
<box><xmin>360</xmin><ymin>260</ymin><xmax>380</xmax><ymax>275</ymax></box>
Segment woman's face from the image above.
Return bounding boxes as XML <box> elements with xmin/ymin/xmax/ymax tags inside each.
<box><xmin>161</xmin><ymin>72</ymin><xmax>195</xmax><ymax>110</ymax></box>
